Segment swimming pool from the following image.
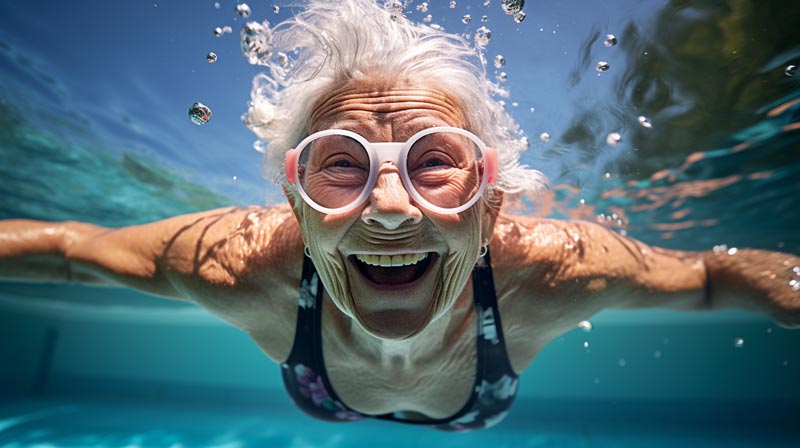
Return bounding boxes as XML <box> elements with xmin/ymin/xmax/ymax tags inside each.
<box><xmin>1</xmin><ymin>0</ymin><xmax>799</xmax><ymax>446</ymax></box>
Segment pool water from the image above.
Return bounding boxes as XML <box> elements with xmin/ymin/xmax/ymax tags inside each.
<box><xmin>1</xmin><ymin>0</ymin><xmax>799</xmax><ymax>446</ymax></box>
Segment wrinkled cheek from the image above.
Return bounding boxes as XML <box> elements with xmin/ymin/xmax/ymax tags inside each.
<box><xmin>299</xmin><ymin>208</ymin><xmax>356</xmax><ymax>317</ymax></box>
<box><xmin>433</xmin><ymin>207</ymin><xmax>484</xmax><ymax>318</ymax></box>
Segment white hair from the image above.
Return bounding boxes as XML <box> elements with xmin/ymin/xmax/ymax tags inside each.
<box><xmin>243</xmin><ymin>0</ymin><xmax>547</xmax><ymax>203</ymax></box>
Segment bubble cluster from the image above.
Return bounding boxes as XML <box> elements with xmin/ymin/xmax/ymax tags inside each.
<box><xmin>416</xmin><ymin>2</ymin><xmax>428</xmax><ymax>12</ymax></box>
<box><xmin>501</xmin><ymin>0</ymin><xmax>524</xmax><ymax>15</ymax></box>
<box><xmin>578</xmin><ymin>320</ymin><xmax>593</xmax><ymax>332</ymax></box>
<box><xmin>462</xmin><ymin>14</ymin><xmax>472</xmax><ymax>24</ymax></box>
<box><xmin>604</xmin><ymin>34</ymin><xmax>617</xmax><ymax>47</ymax></box>
<box><xmin>235</xmin><ymin>3</ymin><xmax>251</xmax><ymax>18</ymax></box>
<box><xmin>786</xmin><ymin>65</ymin><xmax>797</xmax><ymax>77</ymax></box>
<box><xmin>474</xmin><ymin>26</ymin><xmax>492</xmax><ymax>47</ymax></box>
<box><xmin>188</xmin><ymin>102</ymin><xmax>212</xmax><ymax>125</ymax></box>
<box><xmin>596</xmin><ymin>61</ymin><xmax>610</xmax><ymax>72</ymax></box>
<box><xmin>606</xmin><ymin>132</ymin><xmax>621</xmax><ymax>147</ymax></box>
<box><xmin>206</xmin><ymin>52</ymin><xmax>218</xmax><ymax>63</ymax></box>
<box><xmin>241</xmin><ymin>20</ymin><xmax>273</xmax><ymax>66</ymax></box>
<box><xmin>638</xmin><ymin>115</ymin><xmax>653</xmax><ymax>128</ymax></box>
<box><xmin>384</xmin><ymin>0</ymin><xmax>403</xmax><ymax>19</ymax></box>
<box><xmin>789</xmin><ymin>279</ymin><xmax>800</xmax><ymax>291</ymax></box>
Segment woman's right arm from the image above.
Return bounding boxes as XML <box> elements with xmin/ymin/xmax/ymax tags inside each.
<box><xmin>0</xmin><ymin>205</ymin><xmax>303</xmax><ymax>302</ymax></box>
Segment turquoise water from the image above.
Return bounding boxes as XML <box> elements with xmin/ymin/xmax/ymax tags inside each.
<box><xmin>1</xmin><ymin>0</ymin><xmax>799</xmax><ymax>446</ymax></box>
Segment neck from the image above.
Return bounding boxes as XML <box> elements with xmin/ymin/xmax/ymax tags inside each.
<box><xmin>339</xmin><ymin>284</ymin><xmax>474</xmax><ymax>368</ymax></box>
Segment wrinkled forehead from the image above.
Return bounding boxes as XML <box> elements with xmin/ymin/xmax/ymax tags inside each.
<box><xmin>308</xmin><ymin>78</ymin><xmax>468</xmax><ymax>141</ymax></box>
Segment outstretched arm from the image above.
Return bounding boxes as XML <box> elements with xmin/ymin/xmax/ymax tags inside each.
<box><xmin>496</xmin><ymin>216</ymin><xmax>800</xmax><ymax>331</ymax></box>
<box><xmin>0</xmin><ymin>205</ymin><xmax>303</xmax><ymax>302</ymax></box>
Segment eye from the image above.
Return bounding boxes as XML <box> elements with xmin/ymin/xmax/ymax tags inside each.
<box><xmin>332</xmin><ymin>159</ymin><xmax>353</xmax><ymax>168</ymax></box>
<box><xmin>423</xmin><ymin>157</ymin><xmax>447</xmax><ymax>168</ymax></box>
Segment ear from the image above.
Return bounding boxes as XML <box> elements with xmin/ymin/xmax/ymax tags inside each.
<box><xmin>481</xmin><ymin>189</ymin><xmax>504</xmax><ymax>245</ymax></box>
<box><xmin>281</xmin><ymin>183</ymin><xmax>307</xmax><ymax>243</ymax></box>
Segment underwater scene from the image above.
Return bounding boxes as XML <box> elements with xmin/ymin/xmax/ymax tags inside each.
<box><xmin>0</xmin><ymin>0</ymin><xmax>799</xmax><ymax>446</ymax></box>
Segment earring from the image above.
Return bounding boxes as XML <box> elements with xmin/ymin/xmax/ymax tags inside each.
<box><xmin>304</xmin><ymin>246</ymin><xmax>312</xmax><ymax>258</ymax></box>
<box><xmin>478</xmin><ymin>244</ymin><xmax>488</xmax><ymax>258</ymax></box>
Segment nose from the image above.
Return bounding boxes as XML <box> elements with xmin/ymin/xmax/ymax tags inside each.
<box><xmin>361</xmin><ymin>164</ymin><xmax>423</xmax><ymax>229</ymax></box>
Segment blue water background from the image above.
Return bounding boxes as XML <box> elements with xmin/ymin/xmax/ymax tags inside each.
<box><xmin>1</xmin><ymin>0</ymin><xmax>799</xmax><ymax>446</ymax></box>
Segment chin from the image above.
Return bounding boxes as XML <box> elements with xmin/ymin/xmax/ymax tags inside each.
<box><xmin>354</xmin><ymin>307</ymin><xmax>434</xmax><ymax>340</ymax></box>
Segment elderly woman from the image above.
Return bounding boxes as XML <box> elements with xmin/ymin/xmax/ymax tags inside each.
<box><xmin>0</xmin><ymin>0</ymin><xmax>797</xmax><ymax>432</ymax></box>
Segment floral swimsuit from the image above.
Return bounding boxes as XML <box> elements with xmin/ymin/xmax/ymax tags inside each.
<box><xmin>280</xmin><ymin>250</ymin><xmax>518</xmax><ymax>432</ymax></box>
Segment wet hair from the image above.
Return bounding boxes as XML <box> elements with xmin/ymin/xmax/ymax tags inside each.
<box><xmin>244</xmin><ymin>0</ymin><xmax>546</xmax><ymax>203</ymax></box>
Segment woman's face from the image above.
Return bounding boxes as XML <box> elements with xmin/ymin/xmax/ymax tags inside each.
<box><xmin>288</xmin><ymin>79</ymin><xmax>499</xmax><ymax>339</ymax></box>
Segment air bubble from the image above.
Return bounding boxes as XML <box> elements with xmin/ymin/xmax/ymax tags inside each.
<box><xmin>606</xmin><ymin>132</ymin><xmax>621</xmax><ymax>147</ymax></box>
<box><xmin>273</xmin><ymin>5</ymin><xmax>280</xmax><ymax>13</ymax></box>
<box><xmin>539</xmin><ymin>132</ymin><xmax>550</xmax><ymax>142</ymax></box>
<box><xmin>604</xmin><ymin>34</ymin><xmax>617</xmax><ymax>47</ymax></box>
<box><xmin>214</xmin><ymin>2</ymin><xmax>220</xmax><ymax>9</ymax></box>
<box><xmin>188</xmin><ymin>102</ymin><xmax>212</xmax><ymax>125</ymax></box>
<box><xmin>423</xmin><ymin>14</ymin><xmax>433</xmax><ymax>23</ymax></box>
<box><xmin>450</xmin><ymin>1</ymin><xmax>457</xmax><ymax>8</ymax></box>
<box><xmin>618</xmin><ymin>358</ymin><xmax>626</xmax><ymax>367</ymax></box>
<box><xmin>235</xmin><ymin>3</ymin><xmax>251</xmax><ymax>18</ymax></box>
<box><xmin>481</xmin><ymin>15</ymin><xmax>489</xmax><ymax>23</ymax></box>
<box><xmin>217</xmin><ymin>26</ymin><xmax>232</xmax><ymax>37</ymax></box>
<box><xmin>207</xmin><ymin>52</ymin><xmax>218</xmax><ymax>63</ymax></box>
<box><xmin>578</xmin><ymin>320</ymin><xmax>593</xmax><ymax>332</ymax></box>
<box><xmin>790</xmin><ymin>279</ymin><xmax>800</xmax><ymax>291</ymax></box>
<box><xmin>793</xmin><ymin>266</ymin><xmax>799</xmax><ymax>276</ymax></box>
<box><xmin>583</xmin><ymin>341</ymin><xmax>589</xmax><ymax>348</ymax></box>
<box><xmin>654</xmin><ymin>350</ymin><xmax>662</xmax><ymax>359</ymax></box>
<box><xmin>529</xmin><ymin>107</ymin><xmax>535</xmax><ymax>113</ymax></box>
<box><xmin>713</xmin><ymin>244</ymin><xmax>728</xmax><ymax>254</ymax></box>
<box><xmin>232</xmin><ymin>175</ymin><xmax>238</xmax><ymax>181</ymax></box>
<box><xmin>462</xmin><ymin>14</ymin><xmax>472</xmax><ymax>25</ymax></box>
<box><xmin>501</xmin><ymin>0</ymin><xmax>524</xmax><ymax>15</ymax></box>
<box><xmin>494</xmin><ymin>54</ymin><xmax>506</xmax><ymax>68</ymax></box>
<box><xmin>276</xmin><ymin>51</ymin><xmax>289</xmax><ymax>67</ymax></box>
<box><xmin>511</xmin><ymin>102</ymin><xmax>518</xmax><ymax>107</ymax></box>
<box><xmin>734</xmin><ymin>337</ymin><xmax>744</xmax><ymax>348</ymax></box>
<box><xmin>497</xmin><ymin>72</ymin><xmax>507</xmax><ymax>82</ymax></box>
<box><xmin>513</xmin><ymin>11</ymin><xmax>526</xmax><ymax>23</ymax></box>
<box><xmin>786</xmin><ymin>65</ymin><xmax>797</xmax><ymax>77</ymax></box>
<box><xmin>474</xmin><ymin>26</ymin><xmax>491</xmax><ymax>47</ymax></box>
<box><xmin>604</xmin><ymin>172</ymin><xmax>611</xmax><ymax>179</ymax></box>
<box><xmin>596</xmin><ymin>61</ymin><xmax>610</xmax><ymax>72</ymax></box>
<box><xmin>637</xmin><ymin>115</ymin><xmax>653</xmax><ymax>128</ymax></box>
<box><xmin>483</xmin><ymin>0</ymin><xmax>491</xmax><ymax>6</ymax></box>
<box><xmin>727</xmin><ymin>247</ymin><xmax>738</xmax><ymax>255</ymax></box>
<box><xmin>416</xmin><ymin>2</ymin><xmax>428</xmax><ymax>12</ymax></box>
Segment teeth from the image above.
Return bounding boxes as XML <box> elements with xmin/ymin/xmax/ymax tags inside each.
<box><xmin>355</xmin><ymin>252</ymin><xmax>429</xmax><ymax>267</ymax></box>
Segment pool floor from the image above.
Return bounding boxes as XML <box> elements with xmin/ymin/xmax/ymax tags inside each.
<box><xmin>0</xmin><ymin>397</ymin><xmax>797</xmax><ymax>447</ymax></box>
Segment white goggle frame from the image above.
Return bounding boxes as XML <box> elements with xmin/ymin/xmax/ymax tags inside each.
<box><xmin>284</xmin><ymin>126</ymin><xmax>497</xmax><ymax>215</ymax></box>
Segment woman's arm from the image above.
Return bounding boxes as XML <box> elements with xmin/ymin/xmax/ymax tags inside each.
<box><xmin>0</xmin><ymin>205</ymin><xmax>303</xmax><ymax>302</ymax></box>
<box><xmin>495</xmin><ymin>216</ymin><xmax>799</xmax><ymax>331</ymax></box>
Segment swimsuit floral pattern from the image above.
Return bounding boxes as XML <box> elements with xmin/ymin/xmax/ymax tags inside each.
<box><xmin>293</xmin><ymin>364</ymin><xmax>364</xmax><ymax>421</ymax></box>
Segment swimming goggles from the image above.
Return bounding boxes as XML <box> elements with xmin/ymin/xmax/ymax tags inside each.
<box><xmin>284</xmin><ymin>126</ymin><xmax>497</xmax><ymax>215</ymax></box>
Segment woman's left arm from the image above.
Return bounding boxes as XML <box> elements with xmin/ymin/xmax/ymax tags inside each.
<box><xmin>497</xmin><ymin>217</ymin><xmax>800</xmax><ymax>329</ymax></box>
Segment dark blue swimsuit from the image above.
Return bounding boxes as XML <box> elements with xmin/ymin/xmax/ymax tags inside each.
<box><xmin>280</xmin><ymin>250</ymin><xmax>518</xmax><ymax>431</ymax></box>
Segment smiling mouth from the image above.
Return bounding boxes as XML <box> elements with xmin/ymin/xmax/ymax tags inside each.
<box><xmin>350</xmin><ymin>252</ymin><xmax>435</xmax><ymax>286</ymax></box>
